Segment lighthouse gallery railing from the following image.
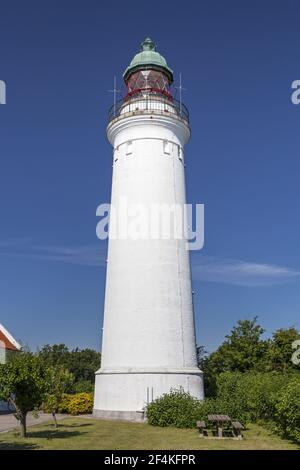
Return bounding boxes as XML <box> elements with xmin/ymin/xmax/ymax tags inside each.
<box><xmin>108</xmin><ymin>95</ymin><xmax>189</xmax><ymax>125</ymax></box>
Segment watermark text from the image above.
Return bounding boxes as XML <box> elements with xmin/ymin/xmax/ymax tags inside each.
<box><xmin>0</xmin><ymin>80</ymin><xmax>6</xmax><ymax>104</ymax></box>
<box><xmin>291</xmin><ymin>80</ymin><xmax>300</xmax><ymax>105</ymax></box>
<box><xmin>96</xmin><ymin>198</ymin><xmax>204</xmax><ymax>251</ymax></box>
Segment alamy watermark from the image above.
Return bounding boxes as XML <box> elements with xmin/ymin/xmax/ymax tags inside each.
<box><xmin>291</xmin><ymin>339</ymin><xmax>300</xmax><ymax>365</ymax></box>
<box><xmin>96</xmin><ymin>198</ymin><xmax>204</xmax><ymax>251</ymax></box>
<box><xmin>291</xmin><ymin>80</ymin><xmax>300</xmax><ymax>105</ymax></box>
<box><xmin>0</xmin><ymin>80</ymin><xmax>6</xmax><ymax>104</ymax></box>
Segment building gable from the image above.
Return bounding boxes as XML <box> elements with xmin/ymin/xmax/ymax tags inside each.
<box><xmin>0</xmin><ymin>324</ymin><xmax>21</xmax><ymax>351</ymax></box>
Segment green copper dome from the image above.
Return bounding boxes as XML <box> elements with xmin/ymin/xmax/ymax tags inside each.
<box><xmin>123</xmin><ymin>38</ymin><xmax>173</xmax><ymax>83</ymax></box>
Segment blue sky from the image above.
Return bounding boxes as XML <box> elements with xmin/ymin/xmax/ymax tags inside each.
<box><xmin>0</xmin><ymin>0</ymin><xmax>299</xmax><ymax>353</ymax></box>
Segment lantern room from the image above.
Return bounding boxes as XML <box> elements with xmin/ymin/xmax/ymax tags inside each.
<box><xmin>123</xmin><ymin>37</ymin><xmax>174</xmax><ymax>99</ymax></box>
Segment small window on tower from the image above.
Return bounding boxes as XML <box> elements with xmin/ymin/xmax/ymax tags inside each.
<box><xmin>163</xmin><ymin>140</ymin><xmax>170</xmax><ymax>154</ymax></box>
<box><xmin>126</xmin><ymin>141</ymin><xmax>133</xmax><ymax>155</ymax></box>
<box><xmin>178</xmin><ymin>145</ymin><xmax>183</xmax><ymax>161</ymax></box>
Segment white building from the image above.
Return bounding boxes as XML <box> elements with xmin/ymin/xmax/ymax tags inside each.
<box><xmin>0</xmin><ymin>324</ymin><xmax>21</xmax><ymax>412</ymax></box>
<box><xmin>94</xmin><ymin>38</ymin><xmax>204</xmax><ymax>421</ymax></box>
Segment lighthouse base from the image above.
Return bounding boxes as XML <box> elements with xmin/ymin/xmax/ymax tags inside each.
<box><xmin>93</xmin><ymin>368</ymin><xmax>204</xmax><ymax>422</ymax></box>
<box><xmin>92</xmin><ymin>409</ymin><xmax>146</xmax><ymax>422</ymax></box>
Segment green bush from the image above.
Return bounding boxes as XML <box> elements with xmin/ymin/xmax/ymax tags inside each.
<box><xmin>72</xmin><ymin>380</ymin><xmax>94</xmax><ymax>393</ymax></box>
<box><xmin>146</xmin><ymin>372</ymin><xmax>300</xmax><ymax>441</ymax></box>
<box><xmin>146</xmin><ymin>373</ymin><xmax>300</xmax><ymax>433</ymax></box>
<box><xmin>198</xmin><ymin>396</ymin><xmax>248</xmax><ymax>426</ymax></box>
<box><xmin>146</xmin><ymin>389</ymin><xmax>199</xmax><ymax>428</ymax></box>
<box><xmin>57</xmin><ymin>392</ymin><xmax>93</xmax><ymax>415</ymax></box>
<box><xmin>146</xmin><ymin>388</ymin><xmax>247</xmax><ymax>428</ymax></box>
<box><xmin>215</xmin><ymin>371</ymin><xmax>289</xmax><ymax>423</ymax></box>
<box><xmin>274</xmin><ymin>378</ymin><xmax>300</xmax><ymax>443</ymax></box>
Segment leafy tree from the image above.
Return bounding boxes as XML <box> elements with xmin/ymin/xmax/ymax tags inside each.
<box><xmin>37</xmin><ymin>344</ymin><xmax>70</xmax><ymax>367</ymax></box>
<box><xmin>196</xmin><ymin>345</ymin><xmax>208</xmax><ymax>369</ymax></box>
<box><xmin>0</xmin><ymin>353</ymin><xmax>48</xmax><ymax>437</ymax></box>
<box><xmin>204</xmin><ymin>317</ymin><xmax>268</xmax><ymax>377</ymax></box>
<box><xmin>266</xmin><ymin>327</ymin><xmax>300</xmax><ymax>372</ymax></box>
<box><xmin>196</xmin><ymin>345</ymin><xmax>217</xmax><ymax>396</ymax></box>
<box><xmin>37</xmin><ymin>344</ymin><xmax>101</xmax><ymax>389</ymax></box>
<box><xmin>68</xmin><ymin>348</ymin><xmax>101</xmax><ymax>383</ymax></box>
<box><xmin>43</xmin><ymin>366</ymin><xmax>74</xmax><ymax>428</ymax></box>
<box><xmin>275</xmin><ymin>377</ymin><xmax>300</xmax><ymax>442</ymax></box>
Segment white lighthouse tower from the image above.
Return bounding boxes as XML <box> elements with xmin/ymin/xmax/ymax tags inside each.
<box><xmin>94</xmin><ymin>38</ymin><xmax>204</xmax><ymax>420</ymax></box>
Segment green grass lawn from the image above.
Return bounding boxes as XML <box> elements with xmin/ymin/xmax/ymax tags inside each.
<box><xmin>0</xmin><ymin>417</ymin><xmax>298</xmax><ymax>450</ymax></box>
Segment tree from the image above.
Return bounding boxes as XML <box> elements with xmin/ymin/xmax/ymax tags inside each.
<box><xmin>37</xmin><ymin>344</ymin><xmax>70</xmax><ymax>367</ymax></box>
<box><xmin>43</xmin><ymin>366</ymin><xmax>74</xmax><ymax>428</ymax></box>
<box><xmin>266</xmin><ymin>327</ymin><xmax>300</xmax><ymax>372</ymax></box>
<box><xmin>68</xmin><ymin>348</ymin><xmax>101</xmax><ymax>384</ymax></box>
<box><xmin>196</xmin><ymin>345</ymin><xmax>208</xmax><ymax>370</ymax></box>
<box><xmin>204</xmin><ymin>317</ymin><xmax>268</xmax><ymax>377</ymax></box>
<box><xmin>196</xmin><ymin>345</ymin><xmax>217</xmax><ymax>396</ymax></box>
<box><xmin>37</xmin><ymin>344</ymin><xmax>101</xmax><ymax>388</ymax></box>
<box><xmin>0</xmin><ymin>353</ymin><xmax>47</xmax><ymax>437</ymax></box>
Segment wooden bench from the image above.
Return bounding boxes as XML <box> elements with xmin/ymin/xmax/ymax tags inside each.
<box><xmin>232</xmin><ymin>421</ymin><xmax>244</xmax><ymax>439</ymax></box>
<box><xmin>196</xmin><ymin>420</ymin><xmax>207</xmax><ymax>437</ymax></box>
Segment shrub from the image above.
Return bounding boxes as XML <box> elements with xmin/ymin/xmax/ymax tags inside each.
<box><xmin>146</xmin><ymin>388</ymin><xmax>199</xmax><ymax>428</ymax></box>
<box><xmin>72</xmin><ymin>380</ymin><xmax>94</xmax><ymax>393</ymax></box>
<box><xmin>56</xmin><ymin>394</ymin><xmax>71</xmax><ymax>413</ymax></box>
<box><xmin>57</xmin><ymin>392</ymin><xmax>93</xmax><ymax>415</ymax></box>
<box><xmin>146</xmin><ymin>372</ymin><xmax>300</xmax><ymax>437</ymax></box>
<box><xmin>274</xmin><ymin>378</ymin><xmax>300</xmax><ymax>443</ymax></box>
<box><xmin>197</xmin><ymin>396</ymin><xmax>248</xmax><ymax>426</ymax></box>
<box><xmin>215</xmin><ymin>371</ymin><xmax>288</xmax><ymax>423</ymax></box>
<box><xmin>146</xmin><ymin>388</ymin><xmax>247</xmax><ymax>428</ymax></box>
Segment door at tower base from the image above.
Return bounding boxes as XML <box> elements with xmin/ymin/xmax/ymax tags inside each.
<box><xmin>93</xmin><ymin>370</ymin><xmax>204</xmax><ymax>421</ymax></box>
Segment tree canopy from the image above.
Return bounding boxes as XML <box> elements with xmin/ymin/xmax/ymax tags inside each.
<box><xmin>43</xmin><ymin>366</ymin><xmax>74</xmax><ymax>428</ymax></box>
<box><xmin>37</xmin><ymin>344</ymin><xmax>101</xmax><ymax>391</ymax></box>
<box><xmin>0</xmin><ymin>353</ymin><xmax>48</xmax><ymax>437</ymax></box>
<box><xmin>198</xmin><ymin>317</ymin><xmax>300</xmax><ymax>395</ymax></box>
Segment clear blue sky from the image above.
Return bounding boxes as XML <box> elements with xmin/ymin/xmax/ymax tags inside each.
<box><xmin>0</xmin><ymin>0</ymin><xmax>299</xmax><ymax>353</ymax></box>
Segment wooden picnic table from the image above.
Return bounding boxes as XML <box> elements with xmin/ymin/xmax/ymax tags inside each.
<box><xmin>207</xmin><ymin>414</ymin><xmax>231</xmax><ymax>438</ymax></box>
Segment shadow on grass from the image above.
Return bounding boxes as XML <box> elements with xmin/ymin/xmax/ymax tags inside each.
<box><xmin>55</xmin><ymin>423</ymin><xmax>94</xmax><ymax>428</ymax></box>
<box><xmin>0</xmin><ymin>423</ymin><xmax>92</xmax><ymax>449</ymax></box>
<box><xmin>0</xmin><ymin>440</ymin><xmax>39</xmax><ymax>450</ymax></box>
<box><xmin>27</xmin><ymin>429</ymin><xmax>86</xmax><ymax>440</ymax></box>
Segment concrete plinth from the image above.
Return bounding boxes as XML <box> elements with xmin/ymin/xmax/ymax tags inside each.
<box><xmin>92</xmin><ymin>409</ymin><xmax>145</xmax><ymax>423</ymax></box>
<box><xmin>93</xmin><ymin>368</ymin><xmax>204</xmax><ymax>420</ymax></box>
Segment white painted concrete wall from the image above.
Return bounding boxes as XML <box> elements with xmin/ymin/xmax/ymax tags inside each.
<box><xmin>94</xmin><ymin>111</ymin><xmax>203</xmax><ymax>415</ymax></box>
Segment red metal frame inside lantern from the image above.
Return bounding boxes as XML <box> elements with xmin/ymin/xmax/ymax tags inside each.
<box><xmin>125</xmin><ymin>69</ymin><xmax>173</xmax><ymax>100</ymax></box>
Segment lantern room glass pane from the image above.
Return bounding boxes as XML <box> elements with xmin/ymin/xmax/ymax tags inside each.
<box><xmin>126</xmin><ymin>70</ymin><xmax>171</xmax><ymax>98</ymax></box>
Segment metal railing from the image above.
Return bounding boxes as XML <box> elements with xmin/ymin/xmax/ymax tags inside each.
<box><xmin>108</xmin><ymin>94</ymin><xmax>189</xmax><ymax>125</ymax></box>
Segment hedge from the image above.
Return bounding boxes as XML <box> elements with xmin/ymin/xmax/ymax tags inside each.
<box><xmin>274</xmin><ymin>378</ymin><xmax>300</xmax><ymax>442</ymax></box>
<box><xmin>57</xmin><ymin>392</ymin><xmax>93</xmax><ymax>415</ymax></box>
<box><xmin>146</xmin><ymin>372</ymin><xmax>300</xmax><ymax>443</ymax></box>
